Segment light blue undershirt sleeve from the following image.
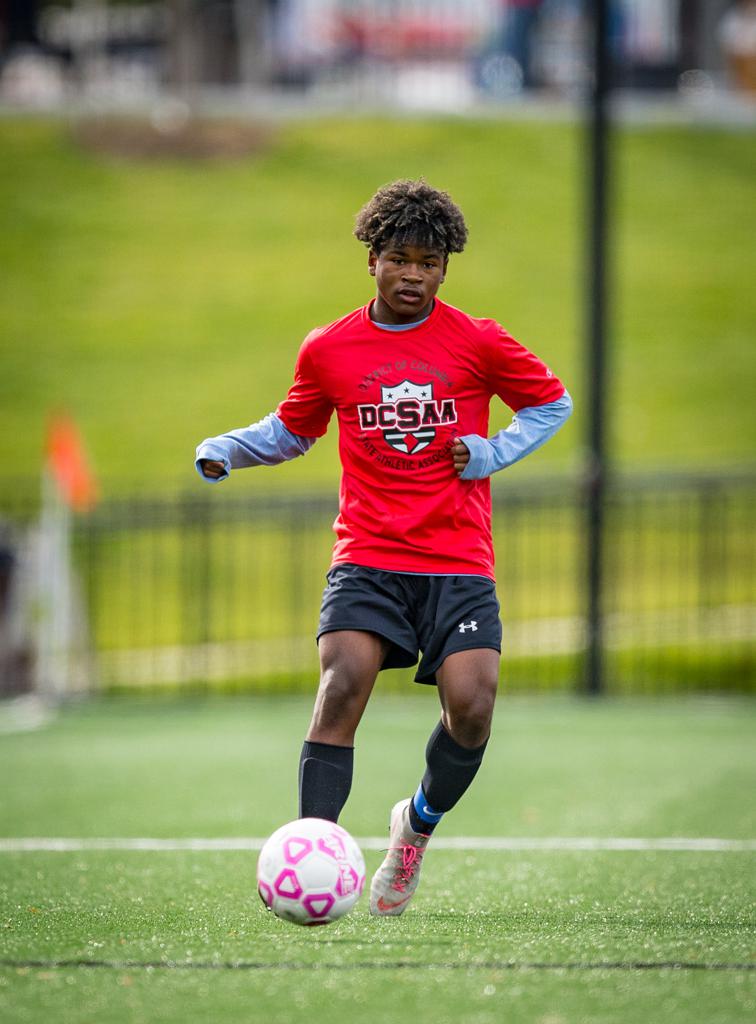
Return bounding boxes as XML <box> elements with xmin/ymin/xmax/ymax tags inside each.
<box><xmin>459</xmin><ymin>391</ymin><xmax>573</xmax><ymax>481</ymax></box>
<box><xmin>195</xmin><ymin>412</ymin><xmax>316</xmax><ymax>483</ymax></box>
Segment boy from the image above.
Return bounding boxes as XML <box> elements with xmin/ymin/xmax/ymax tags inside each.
<box><xmin>196</xmin><ymin>179</ymin><xmax>572</xmax><ymax>916</ymax></box>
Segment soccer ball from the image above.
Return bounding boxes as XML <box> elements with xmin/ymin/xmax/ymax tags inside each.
<box><xmin>257</xmin><ymin>818</ymin><xmax>366</xmax><ymax>926</ymax></box>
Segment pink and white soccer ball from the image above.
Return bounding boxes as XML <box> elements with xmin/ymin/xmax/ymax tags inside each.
<box><xmin>257</xmin><ymin>818</ymin><xmax>366</xmax><ymax>926</ymax></box>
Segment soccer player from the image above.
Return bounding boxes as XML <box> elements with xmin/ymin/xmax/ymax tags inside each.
<box><xmin>196</xmin><ymin>180</ymin><xmax>572</xmax><ymax>916</ymax></box>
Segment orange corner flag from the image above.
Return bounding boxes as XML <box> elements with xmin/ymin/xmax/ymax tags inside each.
<box><xmin>46</xmin><ymin>413</ymin><xmax>99</xmax><ymax>512</ymax></box>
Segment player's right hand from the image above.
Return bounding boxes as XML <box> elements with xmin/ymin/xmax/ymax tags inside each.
<box><xmin>199</xmin><ymin>459</ymin><xmax>226</xmax><ymax>479</ymax></box>
<box><xmin>451</xmin><ymin>439</ymin><xmax>470</xmax><ymax>477</ymax></box>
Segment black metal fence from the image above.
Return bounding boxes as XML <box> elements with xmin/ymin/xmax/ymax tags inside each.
<box><xmin>1</xmin><ymin>472</ymin><xmax>754</xmax><ymax>695</ymax></box>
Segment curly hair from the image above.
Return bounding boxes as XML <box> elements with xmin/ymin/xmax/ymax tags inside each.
<box><xmin>354</xmin><ymin>179</ymin><xmax>468</xmax><ymax>256</ymax></box>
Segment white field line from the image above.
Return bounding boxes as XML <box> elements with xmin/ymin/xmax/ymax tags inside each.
<box><xmin>0</xmin><ymin>837</ymin><xmax>753</xmax><ymax>853</ymax></box>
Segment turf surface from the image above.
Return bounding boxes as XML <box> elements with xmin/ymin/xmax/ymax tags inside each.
<box><xmin>0</xmin><ymin>695</ymin><xmax>754</xmax><ymax>1022</ymax></box>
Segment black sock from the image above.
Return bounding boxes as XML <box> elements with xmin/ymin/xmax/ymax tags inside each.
<box><xmin>298</xmin><ymin>740</ymin><xmax>354</xmax><ymax>822</ymax></box>
<box><xmin>407</xmin><ymin>721</ymin><xmax>488</xmax><ymax>834</ymax></box>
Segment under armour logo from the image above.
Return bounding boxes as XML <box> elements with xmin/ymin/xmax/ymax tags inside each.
<box><xmin>458</xmin><ymin>621</ymin><xmax>478</xmax><ymax>633</ymax></box>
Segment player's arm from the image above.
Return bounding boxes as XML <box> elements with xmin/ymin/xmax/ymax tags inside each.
<box><xmin>454</xmin><ymin>391</ymin><xmax>573</xmax><ymax>479</ymax></box>
<box><xmin>196</xmin><ymin>412</ymin><xmax>317</xmax><ymax>483</ymax></box>
<box><xmin>454</xmin><ymin>324</ymin><xmax>572</xmax><ymax>480</ymax></box>
<box><xmin>195</xmin><ymin>335</ymin><xmax>332</xmax><ymax>484</ymax></box>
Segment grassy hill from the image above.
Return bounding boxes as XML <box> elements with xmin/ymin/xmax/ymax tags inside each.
<box><xmin>1</xmin><ymin>116</ymin><xmax>754</xmax><ymax>499</ymax></box>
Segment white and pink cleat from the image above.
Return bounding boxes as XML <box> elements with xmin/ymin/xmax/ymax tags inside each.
<box><xmin>369</xmin><ymin>799</ymin><xmax>431</xmax><ymax>916</ymax></box>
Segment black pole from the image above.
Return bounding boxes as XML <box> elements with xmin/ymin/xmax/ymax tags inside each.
<box><xmin>584</xmin><ymin>0</ymin><xmax>611</xmax><ymax>696</ymax></box>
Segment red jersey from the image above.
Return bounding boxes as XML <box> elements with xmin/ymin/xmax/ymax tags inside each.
<box><xmin>276</xmin><ymin>298</ymin><xmax>564</xmax><ymax>580</ymax></box>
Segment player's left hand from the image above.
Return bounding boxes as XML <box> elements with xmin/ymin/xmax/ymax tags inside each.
<box><xmin>451</xmin><ymin>438</ymin><xmax>470</xmax><ymax>477</ymax></box>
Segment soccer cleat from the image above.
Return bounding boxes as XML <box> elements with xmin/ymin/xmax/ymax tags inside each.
<box><xmin>369</xmin><ymin>798</ymin><xmax>431</xmax><ymax>916</ymax></box>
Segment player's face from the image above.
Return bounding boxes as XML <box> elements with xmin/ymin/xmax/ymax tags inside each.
<box><xmin>368</xmin><ymin>242</ymin><xmax>448</xmax><ymax>325</ymax></box>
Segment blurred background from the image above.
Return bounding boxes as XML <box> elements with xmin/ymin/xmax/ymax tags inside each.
<box><xmin>0</xmin><ymin>0</ymin><xmax>754</xmax><ymax>704</ymax></box>
<box><xmin>3</xmin><ymin>1</ymin><xmax>756</xmax><ymax>109</ymax></box>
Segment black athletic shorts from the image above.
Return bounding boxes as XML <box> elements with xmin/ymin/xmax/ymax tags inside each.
<box><xmin>317</xmin><ymin>563</ymin><xmax>502</xmax><ymax>685</ymax></box>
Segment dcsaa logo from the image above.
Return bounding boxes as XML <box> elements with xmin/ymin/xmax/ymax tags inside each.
<box><xmin>357</xmin><ymin>380</ymin><xmax>457</xmax><ymax>455</ymax></box>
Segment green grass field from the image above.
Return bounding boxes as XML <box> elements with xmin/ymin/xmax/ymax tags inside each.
<box><xmin>1</xmin><ymin>116</ymin><xmax>755</xmax><ymax>499</ymax></box>
<box><xmin>1</xmin><ymin>695</ymin><xmax>754</xmax><ymax>1022</ymax></box>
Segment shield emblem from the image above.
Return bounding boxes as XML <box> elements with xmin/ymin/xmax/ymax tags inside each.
<box><xmin>380</xmin><ymin>380</ymin><xmax>436</xmax><ymax>454</ymax></box>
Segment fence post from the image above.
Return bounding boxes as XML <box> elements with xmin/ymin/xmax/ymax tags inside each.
<box><xmin>181</xmin><ymin>492</ymin><xmax>212</xmax><ymax>686</ymax></box>
<box><xmin>698</xmin><ymin>479</ymin><xmax>723</xmax><ymax>620</ymax></box>
<box><xmin>583</xmin><ymin>0</ymin><xmax>612</xmax><ymax>696</ymax></box>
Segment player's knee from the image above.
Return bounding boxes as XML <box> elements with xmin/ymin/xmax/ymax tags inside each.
<box><xmin>444</xmin><ymin>684</ymin><xmax>497</xmax><ymax>747</ymax></box>
<box><xmin>315</xmin><ymin>667</ymin><xmax>368</xmax><ymax>719</ymax></box>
